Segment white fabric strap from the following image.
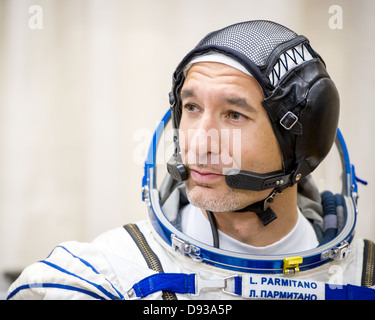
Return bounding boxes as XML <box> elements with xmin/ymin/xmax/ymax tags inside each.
<box><xmin>183</xmin><ymin>52</ymin><xmax>252</xmax><ymax>77</ymax></box>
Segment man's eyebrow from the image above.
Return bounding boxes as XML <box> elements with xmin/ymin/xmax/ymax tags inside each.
<box><xmin>181</xmin><ymin>88</ymin><xmax>195</xmax><ymax>100</ymax></box>
<box><xmin>181</xmin><ymin>89</ymin><xmax>257</xmax><ymax>113</ymax></box>
<box><xmin>223</xmin><ymin>96</ymin><xmax>257</xmax><ymax>113</ymax></box>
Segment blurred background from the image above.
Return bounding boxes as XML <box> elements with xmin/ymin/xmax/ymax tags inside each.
<box><xmin>0</xmin><ymin>0</ymin><xmax>374</xmax><ymax>296</ymax></box>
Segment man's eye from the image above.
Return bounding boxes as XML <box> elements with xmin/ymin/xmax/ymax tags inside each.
<box><xmin>228</xmin><ymin>111</ymin><xmax>247</xmax><ymax>120</ymax></box>
<box><xmin>184</xmin><ymin>104</ymin><xmax>198</xmax><ymax>112</ymax></box>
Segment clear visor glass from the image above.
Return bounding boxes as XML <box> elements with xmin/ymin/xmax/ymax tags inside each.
<box><xmin>145</xmin><ymin>111</ymin><xmax>356</xmax><ymax>270</ymax></box>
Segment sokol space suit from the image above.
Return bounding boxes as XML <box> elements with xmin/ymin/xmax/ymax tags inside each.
<box><xmin>7</xmin><ymin>20</ymin><xmax>375</xmax><ymax>300</ymax></box>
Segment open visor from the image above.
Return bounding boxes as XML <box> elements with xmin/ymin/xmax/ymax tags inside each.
<box><xmin>141</xmin><ymin>109</ymin><xmax>360</xmax><ymax>274</ymax></box>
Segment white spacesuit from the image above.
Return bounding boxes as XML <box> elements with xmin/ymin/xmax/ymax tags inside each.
<box><xmin>7</xmin><ymin>20</ymin><xmax>375</xmax><ymax>300</ymax></box>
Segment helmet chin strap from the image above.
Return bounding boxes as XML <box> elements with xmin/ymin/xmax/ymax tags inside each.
<box><xmin>205</xmin><ymin>189</ymin><xmax>279</xmax><ymax>249</ymax></box>
<box><xmin>233</xmin><ymin>188</ymin><xmax>280</xmax><ymax>226</ymax></box>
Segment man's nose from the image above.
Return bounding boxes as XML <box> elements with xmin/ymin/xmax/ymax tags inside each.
<box><xmin>190</xmin><ymin>114</ymin><xmax>221</xmax><ymax>163</ymax></box>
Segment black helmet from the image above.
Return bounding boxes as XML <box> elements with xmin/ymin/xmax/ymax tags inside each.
<box><xmin>168</xmin><ymin>20</ymin><xmax>340</xmax><ymax>195</ymax></box>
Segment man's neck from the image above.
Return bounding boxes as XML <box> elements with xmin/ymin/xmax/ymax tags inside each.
<box><xmin>202</xmin><ymin>185</ymin><xmax>299</xmax><ymax>247</ymax></box>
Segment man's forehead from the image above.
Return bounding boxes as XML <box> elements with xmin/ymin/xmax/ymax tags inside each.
<box><xmin>181</xmin><ymin>63</ymin><xmax>264</xmax><ymax>104</ymax></box>
<box><xmin>183</xmin><ymin>62</ymin><xmax>255</xmax><ymax>86</ymax></box>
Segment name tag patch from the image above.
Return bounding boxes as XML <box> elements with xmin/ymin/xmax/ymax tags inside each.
<box><xmin>241</xmin><ymin>274</ymin><xmax>325</xmax><ymax>300</ymax></box>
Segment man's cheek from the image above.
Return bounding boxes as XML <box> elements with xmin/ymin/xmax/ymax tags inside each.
<box><xmin>220</xmin><ymin>129</ymin><xmax>242</xmax><ymax>174</ymax></box>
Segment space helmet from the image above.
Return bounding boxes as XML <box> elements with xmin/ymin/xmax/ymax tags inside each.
<box><xmin>166</xmin><ymin>20</ymin><xmax>340</xmax><ymax>225</ymax></box>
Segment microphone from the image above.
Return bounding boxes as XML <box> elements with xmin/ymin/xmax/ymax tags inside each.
<box><xmin>225</xmin><ymin>169</ymin><xmax>291</xmax><ymax>191</ymax></box>
<box><xmin>167</xmin><ymin>155</ymin><xmax>189</xmax><ymax>182</ymax></box>
<box><xmin>166</xmin><ymin>154</ymin><xmax>293</xmax><ymax>192</ymax></box>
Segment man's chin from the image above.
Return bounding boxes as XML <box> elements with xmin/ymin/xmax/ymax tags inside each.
<box><xmin>185</xmin><ymin>183</ymin><xmax>242</xmax><ymax>213</ymax></box>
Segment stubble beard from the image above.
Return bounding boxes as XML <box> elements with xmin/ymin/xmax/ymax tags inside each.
<box><xmin>185</xmin><ymin>178</ymin><xmax>242</xmax><ymax>213</ymax></box>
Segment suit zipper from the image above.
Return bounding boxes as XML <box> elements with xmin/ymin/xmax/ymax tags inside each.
<box><xmin>124</xmin><ymin>223</ymin><xmax>177</xmax><ymax>300</ymax></box>
<box><xmin>362</xmin><ymin>240</ymin><xmax>375</xmax><ymax>287</ymax></box>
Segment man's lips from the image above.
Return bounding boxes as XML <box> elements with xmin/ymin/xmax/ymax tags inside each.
<box><xmin>189</xmin><ymin>168</ymin><xmax>223</xmax><ymax>184</ymax></box>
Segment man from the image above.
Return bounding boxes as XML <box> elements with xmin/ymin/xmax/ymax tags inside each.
<box><xmin>7</xmin><ymin>20</ymin><xmax>375</xmax><ymax>300</ymax></box>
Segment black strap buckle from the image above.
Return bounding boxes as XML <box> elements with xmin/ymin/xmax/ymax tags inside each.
<box><xmin>280</xmin><ymin>111</ymin><xmax>299</xmax><ymax>130</ymax></box>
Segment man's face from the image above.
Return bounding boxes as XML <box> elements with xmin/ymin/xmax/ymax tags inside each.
<box><xmin>179</xmin><ymin>62</ymin><xmax>283</xmax><ymax>212</ymax></box>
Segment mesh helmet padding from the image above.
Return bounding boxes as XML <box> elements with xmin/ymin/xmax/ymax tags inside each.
<box><xmin>195</xmin><ymin>20</ymin><xmax>297</xmax><ymax>67</ymax></box>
